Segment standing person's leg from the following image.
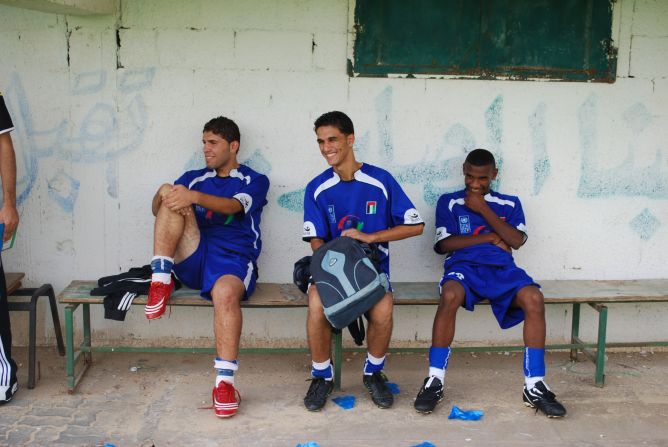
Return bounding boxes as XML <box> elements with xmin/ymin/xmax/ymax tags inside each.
<box><xmin>145</xmin><ymin>186</ymin><xmax>199</xmax><ymax>320</ymax></box>
<box><xmin>513</xmin><ymin>285</ymin><xmax>566</xmax><ymax>418</ymax></box>
<box><xmin>414</xmin><ymin>280</ymin><xmax>465</xmax><ymax>413</ymax></box>
<box><xmin>0</xmin><ymin>258</ymin><xmax>18</xmax><ymax>404</ymax></box>
<box><xmin>363</xmin><ymin>292</ymin><xmax>395</xmax><ymax>408</ymax></box>
<box><xmin>303</xmin><ymin>285</ymin><xmax>334</xmax><ymax>411</ymax></box>
<box><xmin>210</xmin><ymin>274</ymin><xmax>246</xmax><ymax>418</ymax></box>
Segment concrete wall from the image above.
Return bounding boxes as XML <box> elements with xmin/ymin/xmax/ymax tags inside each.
<box><xmin>1</xmin><ymin>0</ymin><xmax>667</xmax><ymax>348</ymax></box>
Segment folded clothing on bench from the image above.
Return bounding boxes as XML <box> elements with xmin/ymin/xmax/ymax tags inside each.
<box><xmin>91</xmin><ymin>265</ymin><xmax>180</xmax><ymax>321</ymax></box>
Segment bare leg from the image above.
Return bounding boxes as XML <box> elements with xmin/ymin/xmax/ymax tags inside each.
<box><xmin>211</xmin><ymin>275</ymin><xmax>245</xmax><ymax>359</ymax></box>
<box><xmin>153</xmin><ymin>184</ymin><xmax>199</xmax><ymax>260</ymax></box>
<box><xmin>431</xmin><ymin>281</ymin><xmax>466</xmax><ymax>347</ymax></box>
<box><xmin>366</xmin><ymin>292</ymin><xmax>394</xmax><ymax>357</ymax></box>
<box><xmin>306</xmin><ymin>285</ymin><xmax>332</xmax><ymax>362</ymax></box>
<box><xmin>512</xmin><ymin>285</ymin><xmax>546</xmax><ymax>348</ymax></box>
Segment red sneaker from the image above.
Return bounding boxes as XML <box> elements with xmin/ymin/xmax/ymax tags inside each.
<box><xmin>213</xmin><ymin>381</ymin><xmax>241</xmax><ymax>418</ymax></box>
<box><xmin>144</xmin><ymin>281</ymin><xmax>174</xmax><ymax>320</ymax></box>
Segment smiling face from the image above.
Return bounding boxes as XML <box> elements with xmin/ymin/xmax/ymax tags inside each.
<box><xmin>315</xmin><ymin>125</ymin><xmax>355</xmax><ymax>168</ymax></box>
<box><xmin>202</xmin><ymin>131</ymin><xmax>238</xmax><ymax>173</ymax></box>
<box><xmin>463</xmin><ymin>162</ymin><xmax>497</xmax><ymax>195</ymax></box>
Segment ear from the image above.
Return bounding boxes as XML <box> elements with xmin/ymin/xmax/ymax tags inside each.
<box><xmin>347</xmin><ymin>133</ymin><xmax>355</xmax><ymax>147</ymax></box>
<box><xmin>230</xmin><ymin>141</ymin><xmax>240</xmax><ymax>154</ymax></box>
<box><xmin>490</xmin><ymin>168</ymin><xmax>498</xmax><ymax>180</ymax></box>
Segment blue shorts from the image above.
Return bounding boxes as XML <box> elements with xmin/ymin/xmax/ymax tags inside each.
<box><xmin>439</xmin><ymin>262</ymin><xmax>539</xmax><ymax>329</ymax></box>
<box><xmin>173</xmin><ymin>238</ymin><xmax>257</xmax><ymax>301</ymax></box>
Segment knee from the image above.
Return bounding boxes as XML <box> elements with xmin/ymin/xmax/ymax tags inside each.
<box><xmin>307</xmin><ymin>287</ymin><xmax>327</xmax><ymax>321</ymax></box>
<box><xmin>368</xmin><ymin>295</ymin><xmax>393</xmax><ymax>327</ymax></box>
<box><xmin>521</xmin><ymin>290</ymin><xmax>545</xmax><ymax>317</ymax></box>
<box><xmin>211</xmin><ymin>285</ymin><xmax>241</xmax><ymax>311</ymax></box>
<box><xmin>157</xmin><ymin>183</ymin><xmax>173</xmax><ymax>198</ymax></box>
<box><xmin>439</xmin><ymin>289</ymin><xmax>463</xmax><ymax>313</ymax></box>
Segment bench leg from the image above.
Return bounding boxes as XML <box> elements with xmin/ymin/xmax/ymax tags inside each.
<box><xmin>333</xmin><ymin>331</ymin><xmax>342</xmax><ymax>390</ymax></box>
<box><xmin>65</xmin><ymin>304</ymin><xmax>77</xmax><ymax>392</ymax></box>
<box><xmin>570</xmin><ymin>303</ymin><xmax>581</xmax><ymax>361</ymax></box>
<box><xmin>592</xmin><ymin>303</ymin><xmax>608</xmax><ymax>387</ymax></box>
<box><xmin>65</xmin><ymin>303</ymin><xmax>93</xmax><ymax>393</ymax></box>
<box><xmin>83</xmin><ymin>303</ymin><xmax>91</xmax><ymax>357</ymax></box>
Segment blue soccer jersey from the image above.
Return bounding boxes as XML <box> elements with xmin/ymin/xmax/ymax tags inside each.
<box><xmin>435</xmin><ymin>189</ymin><xmax>527</xmax><ymax>267</ymax></box>
<box><xmin>302</xmin><ymin>163</ymin><xmax>423</xmax><ymax>274</ymax></box>
<box><xmin>175</xmin><ymin>165</ymin><xmax>269</xmax><ymax>261</ymax></box>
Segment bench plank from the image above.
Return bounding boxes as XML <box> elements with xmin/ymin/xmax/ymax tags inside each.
<box><xmin>5</xmin><ymin>272</ymin><xmax>25</xmax><ymax>295</ymax></box>
<box><xmin>58</xmin><ymin>281</ymin><xmax>308</xmax><ymax>307</ymax></box>
<box><xmin>58</xmin><ymin>278</ymin><xmax>668</xmax><ymax>307</ymax></box>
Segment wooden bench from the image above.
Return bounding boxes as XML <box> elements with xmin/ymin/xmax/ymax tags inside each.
<box><xmin>58</xmin><ymin>279</ymin><xmax>668</xmax><ymax>393</ymax></box>
<box><xmin>6</xmin><ymin>273</ymin><xmax>65</xmax><ymax>389</ymax></box>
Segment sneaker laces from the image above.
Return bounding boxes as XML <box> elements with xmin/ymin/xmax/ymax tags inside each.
<box><xmin>305</xmin><ymin>377</ymin><xmax>331</xmax><ymax>398</ymax></box>
<box><xmin>199</xmin><ymin>382</ymin><xmax>241</xmax><ymax>410</ymax></box>
<box><xmin>425</xmin><ymin>376</ymin><xmax>439</xmax><ymax>389</ymax></box>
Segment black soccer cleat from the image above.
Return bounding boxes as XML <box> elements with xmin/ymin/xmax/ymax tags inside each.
<box><xmin>414</xmin><ymin>376</ymin><xmax>444</xmax><ymax>414</ymax></box>
<box><xmin>303</xmin><ymin>377</ymin><xmax>334</xmax><ymax>412</ymax></box>
<box><xmin>0</xmin><ymin>377</ymin><xmax>18</xmax><ymax>405</ymax></box>
<box><xmin>363</xmin><ymin>371</ymin><xmax>394</xmax><ymax>409</ymax></box>
<box><xmin>523</xmin><ymin>381</ymin><xmax>567</xmax><ymax>418</ymax></box>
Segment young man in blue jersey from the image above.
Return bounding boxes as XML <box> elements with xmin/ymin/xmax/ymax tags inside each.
<box><xmin>302</xmin><ymin>111</ymin><xmax>424</xmax><ymax>411</ymax></box>
<box><xmin>145</xmin><ymin>116</ymin><xmax>269</xmax><ymax>418</ymax></box>
<box><xmin>413</xmin><ymin>148</ymin><xmax>566</xmax><ymax>418</ymax></box>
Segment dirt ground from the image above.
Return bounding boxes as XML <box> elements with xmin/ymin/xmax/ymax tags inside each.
<box><xmin>1</xmin><ymin>348</ymin><xmax>667</xmax><ymax>446</ymax></box>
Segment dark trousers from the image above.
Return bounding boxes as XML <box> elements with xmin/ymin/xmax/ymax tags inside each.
<box><xmin>0</xmin><ymin>257</ymin><xmax>17</xmax><ymax>386</ymax></box>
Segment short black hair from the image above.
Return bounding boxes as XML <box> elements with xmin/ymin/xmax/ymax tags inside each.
<box><xmin>314</xmin><ymin>111</ymin><xmax>354</xmax><ymax>135</ymax></box>
<box><xmin>203</xmin><ymin>116</ymin><xmax>240</xmax><ymax>145</ymax></box>
<box><xmin>465</xmin><ymin>148</ymin><xmax>496</xmax><ymax>167</ymax></box>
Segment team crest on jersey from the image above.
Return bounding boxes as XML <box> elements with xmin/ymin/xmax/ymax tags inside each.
<box><xmin>327</xmin><ymin>205</ymin><xmax>336</xmax><ymax>223</ymax></box>
<box><xmin>366</xmin><ymin>201</ymin><xmax>377</xmax><ymax>214</ymax></box>
<box><xmin>459</xmin><ymin>215</ymin><xmax>471</xmax><ymax>234</ymax></box>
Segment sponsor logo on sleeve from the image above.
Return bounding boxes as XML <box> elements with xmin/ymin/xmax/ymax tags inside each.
<box><xmin>303</xmin><ymin>221</ymin><xmax>317</xmax><ymax>237</ymax></box>
<box><xmin>435</xmin><ymin>226</ymin><xmax>448</xmax><ymax>243</ymax></box>
<box><xmin>403</xmin><ymin>208</ymin><xmax>423</xmax><ymax>224</ymax></box>
<box><xmin>234</xmin><ymin>193</ymin><xmax>252</xmax><ymax>213</ymax></box>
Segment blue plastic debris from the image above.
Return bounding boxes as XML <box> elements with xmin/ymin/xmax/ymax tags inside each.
<box><xmin>411</xmin><ymin>442</ymin><xmax>436</xmax><ymax>447</ymax></box>
<box><xmin>296</xmin><ymin>443</ymin><xmax>321</xmax><ymax>447</ymax></box>
<box><xmin>386</xmin><ymin>382</ymin><xmax>400</xmax><ymax>395</ymax></box>
<box><xmin>448</xmin><ymin>405</ymin><xmax>484</xmax><ymax>421</ymax></box>
<box><xmin>332</xmin><ymin>395</ymin><xmax>356</xmax><ymax>410</ymax></box>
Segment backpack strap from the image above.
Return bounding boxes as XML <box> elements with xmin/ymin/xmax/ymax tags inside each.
<box><xmin>347</xmin><ymin>316</ymin><xmax>366</xmax><ymax>346</ymax></box>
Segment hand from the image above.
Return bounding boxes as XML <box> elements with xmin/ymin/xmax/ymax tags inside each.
<box><xmin>0</xmin><ymin>205</ymin><xmax>19</xmax><ymax>242</ymax></box>
<box><xmin>341</xmin><ymin>228</ymin><xmax>374</xmax><ymax>244</ymax></box>
<box><xmin>465</xmin><ymin>190</ymin><xmax>488</xmax><ymax>214</ymax></box>
<box><xmin>163</xmin><ymin>185</ymin><xmax>194</xmax><ymax>212</ymax></box>
<box><xmin>488</xmin><ymin>232</ymin><xmax>511</xmax><ymax>253</ymax></box>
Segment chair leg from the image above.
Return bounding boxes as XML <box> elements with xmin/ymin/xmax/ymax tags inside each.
<box><xmin>44</xmin><ymin>284</ymin><xmax>65</xmax><ymax>356</ymax></box>
<box><xmin>28</xmin><ymin>301</ymin><xmax>37</xmax><ymax>389</ymax></box>
<box><xmin>11</xmin><ymin>284</ymin><xmax>66</xmax><ymax>389</ymax></box>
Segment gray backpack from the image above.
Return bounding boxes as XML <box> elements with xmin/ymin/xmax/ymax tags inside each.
<box><xmin>310</xmin><ymin>236</ymin><xmax>389</xmax><ymax>329</ymax></box>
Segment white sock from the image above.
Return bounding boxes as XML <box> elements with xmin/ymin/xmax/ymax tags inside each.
<box><xmin>428</xmin><ymin>367</ymin><xmax>446</xmax><ymax>383</ymax></box>
<box><xmin>525</xmin><ymin>376</ymin><xmax>544</xmax><ymax>389</ymax></box>
<box><xmin>151</xmin><ymin>273</ymin><xmax>172</xmax><ymax>284</ymax></box>
<box><xmin>151</xmin><ymin>256</ymin><xmax>174</xmax><ymax>284</ymax></box>
<box><xmin>214</xmin><ymin>358</ymin><xmax>238</xmax><ymax>386</ymax></box>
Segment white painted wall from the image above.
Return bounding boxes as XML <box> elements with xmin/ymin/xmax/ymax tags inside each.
<box><xmin>1</xmin><ymin>0</ymin><xmax>667</xmax><ymax>348</ymax></box>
